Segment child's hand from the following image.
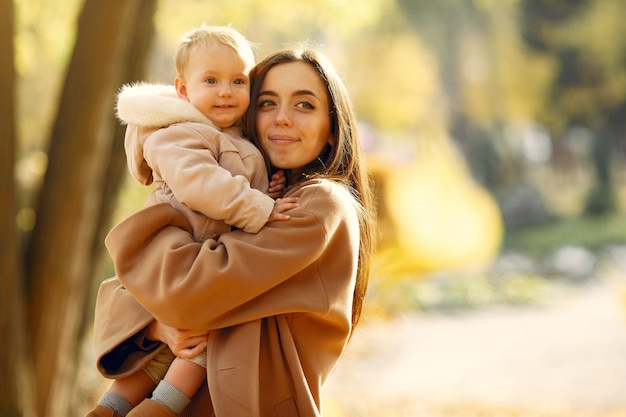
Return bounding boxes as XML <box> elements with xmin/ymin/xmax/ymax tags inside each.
<box><xmin>268</xmin><ymin>170</ymin><xmax>287</xmax><ymax>194</ymax></box>
<box><xmin>268</xmin><ymin>197</ymin><xmax>299</xmax><ymax>222</ymax></box>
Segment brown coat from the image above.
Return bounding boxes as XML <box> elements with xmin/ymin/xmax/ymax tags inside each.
<box><xmin>94</xmin><ymin>179</ymin><xmax>361</xmax><ymax>417</ymax></box>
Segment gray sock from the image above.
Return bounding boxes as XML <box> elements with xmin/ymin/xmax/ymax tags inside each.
<box><xmin>99</xmin><ymin>391</ymin><xmax>133</xmax><ymax>416</ymax></box>
<box><xmin>151</xmin><ymin>380</ymin><xmax>191</xmax><ymax>414</ymax></box>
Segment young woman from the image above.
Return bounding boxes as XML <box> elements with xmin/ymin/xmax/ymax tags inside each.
<box><xmin>93</xmin><ymin>47</ymin><xmax>376</xmax><ymax>417</ymax></box>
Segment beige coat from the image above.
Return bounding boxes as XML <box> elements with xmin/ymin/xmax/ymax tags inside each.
<box><xmin>117</xmin><ymin>82</ymin><xmax>274</xmax><ymax>240</ymax></box>
<box><xmin>95</xmin><ymin>179</ymin><xmax>361</xmax><ymax>417</ymax></box>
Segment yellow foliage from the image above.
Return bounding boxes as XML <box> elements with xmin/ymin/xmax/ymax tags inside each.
<box><xmin>371</xmin><ymin>136</ymin><xmax>503</xmax><ymax>274</ymax></box>
<box><xmin>347</xmin><ymin>32</ymin><xmax>444</xmax><ymax>132</ymax></box>
<box><xmin>459</xmin><ymin>4</ymin><xmax>558</xmax><ymax>125</ymax></box>
<box><xmin>153</xmin><ymin>0</ymin><xmax>393</xmax><ymax>57</ymax></box>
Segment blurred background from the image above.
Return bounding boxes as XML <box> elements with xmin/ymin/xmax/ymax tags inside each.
<box><xmin>2</xmin><ymin>0</ymin><xmax>626</xmax><ymax>416</ymax></box>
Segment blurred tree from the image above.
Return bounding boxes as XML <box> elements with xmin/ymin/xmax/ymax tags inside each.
<box><xmin>0</xmin><ymin>2</ymin><xmax>28</xmax><ymax>417</ymax></box>
<box><xmin>361</xmin><ymin>0</ymin><xmax>504</xmax><ymax>271</ymax></box>
<box><xmin>520</xmin><ymin>0</ymin><xmax>626</xmax><ymax>215</ymax></box>
<box><xmin>395</xmin><ymin>0</ymin><xmax>489</xmax><ymax>132</ymax></box>
<box><xmin>0</xmin><ymin>0</ymin><xmax>158</xmax><ymax>416</ymax></box>
<box><xmin>81</xmin><ymin>0</ymin><xmax>157</xmax><ymax>346</ymax></box>
<box><xmin>391</xmin><ymin>0</ymin><xmax>530</xmax><ymax>199</ymax></box>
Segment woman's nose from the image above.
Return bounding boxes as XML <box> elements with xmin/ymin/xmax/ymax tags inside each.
<box><xmin>275</xmin><ymin>108</ymin><xmax>292</xmax><ymax>126</ymax></box>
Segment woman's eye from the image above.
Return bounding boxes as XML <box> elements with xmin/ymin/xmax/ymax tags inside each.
<box><xmin>296</xmin><ymin>101</ymin><xmax>315</xmax><ymax>110</ymax></box>
<box><xmin>257</xmin><ymin>100</ymin><xmax>276</xmax><ymax>109</ymax></box>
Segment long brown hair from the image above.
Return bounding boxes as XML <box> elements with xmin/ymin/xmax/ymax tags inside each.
<box><xmin>244</xmin><ymin>48</ymin><xmax>376</xmax><ymax>330</ymax></box>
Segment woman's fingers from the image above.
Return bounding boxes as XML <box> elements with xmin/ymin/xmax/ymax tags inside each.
<box><xmin>173</xmin><ymin>339</ymin><xmax>208</xmax><ymax>359</ymax></box>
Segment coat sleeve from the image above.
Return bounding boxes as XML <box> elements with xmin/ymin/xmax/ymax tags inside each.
<box><xmin>105</xmin><ymin>181</ymin><xmax>358</xmax><ymax>331</ymax></box>
<box><xmin>93</xmin><ymin>277</ymin><xmax>165</xmax><ymax>378</ymax></box>
<box><xmin>144</xmin><ymin>124</ymin><xmax>274</xmax><ymax>233</ymax></box>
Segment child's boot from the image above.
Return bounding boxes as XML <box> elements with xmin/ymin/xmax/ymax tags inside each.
<box><xmin>85</xmin><ymin>404</ymin><xmax>123</xmax><ymax>417</ymax></box>
<box><xmin>126</xmin><ymin>399</ymin><xmax>176</xmax><ymax>417</ymax></box>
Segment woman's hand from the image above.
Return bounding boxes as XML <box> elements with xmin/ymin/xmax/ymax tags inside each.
<box><xmin>148</xmin><ymin>321</ymin><xmax>208</xmax><ymax>359</ymax></box>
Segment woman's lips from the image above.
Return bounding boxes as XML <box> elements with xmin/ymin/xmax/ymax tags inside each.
<box><xmin>269</xmin><ymin>135</ymin><xmax>297</xmax><ymax>145</ymax></box>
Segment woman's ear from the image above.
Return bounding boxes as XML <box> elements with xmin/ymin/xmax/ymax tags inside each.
<box><xmin>175</xmin><ymin>77</ymin><xmax>189</xmax><ymax>101</ymax></box>
<box><xmin>328</xmin><ymin>110</ymin><xmax>336</xmax><ymax>146</ymax></box>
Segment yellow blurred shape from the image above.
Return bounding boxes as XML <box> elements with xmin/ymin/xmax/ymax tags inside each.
<box><xmin>375</xmin><ymin>136</ymin><xmax>503</xmax><ymax>273</ymax></box>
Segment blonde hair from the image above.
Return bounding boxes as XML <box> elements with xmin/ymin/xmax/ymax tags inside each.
<box><xmin>174</xmin><ymin>25</ymin><xmax>256</xmax><ymax>76</ymax></box>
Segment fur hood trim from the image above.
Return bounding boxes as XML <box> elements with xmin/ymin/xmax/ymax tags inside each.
<box><xmin>116</xmin><ymin>82</ymin><xmax>214</xmax><ymax>128</ymax></box>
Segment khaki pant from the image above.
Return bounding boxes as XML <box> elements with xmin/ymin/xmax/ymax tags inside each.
<box><xmin>143</xmin><ymin>347</ymin><xmax>207</xmax><ymax>383</ymax></box>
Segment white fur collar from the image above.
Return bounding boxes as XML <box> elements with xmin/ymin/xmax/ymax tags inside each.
<box><xmin>116</xmin><ymin>82</ymin><xmax>214</xmax><ymax>128</ymax></box>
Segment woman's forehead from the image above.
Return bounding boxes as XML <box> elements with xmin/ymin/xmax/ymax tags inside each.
<box><xmin>263</xmin><ymin>61</ymin><xmax>326</xmax><ymax>94</ymax></box>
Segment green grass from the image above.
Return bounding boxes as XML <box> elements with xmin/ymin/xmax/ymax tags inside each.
<box><xmin>503</xmin><ymin>211</ymin><xmax>626</xmax><ymax>255</ymax></box>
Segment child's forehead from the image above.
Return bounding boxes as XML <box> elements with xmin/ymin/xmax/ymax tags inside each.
<box><xmin>185</xmin><ymin>44</ymin><xmax>248</xmax><ymax>75</ymax></box>
<box><xmin>194</xmin><ymin>42</ymin><xmax>243</xmax><ymax>61</ymax></box>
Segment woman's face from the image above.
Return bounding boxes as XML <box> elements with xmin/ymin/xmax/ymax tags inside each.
<box><xmin>254</xmin><ymin>61</ymin><xmax>333</xmax><ymax>171</ymax></box>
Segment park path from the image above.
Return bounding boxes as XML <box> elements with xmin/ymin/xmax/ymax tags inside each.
<box><xmin>323</xmin><ymin>281</ymin><xmax>626</xmax><ymax>416</ymax></box>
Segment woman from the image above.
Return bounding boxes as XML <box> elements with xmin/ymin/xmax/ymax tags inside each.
<box><xmin>94</xmin><ymin>47</ymin><xmax>376</xmax><ymax>417</ymax></box>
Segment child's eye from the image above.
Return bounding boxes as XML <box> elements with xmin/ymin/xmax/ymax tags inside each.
<box><xmin>205</xmin><ymin>77</ymin><xmax>217</xmax><ymax>84</ymax></box>
<box><xmin>233</xmin><ymin>78</ymin><xmax>247</xmax><ymax>85</ymax></box>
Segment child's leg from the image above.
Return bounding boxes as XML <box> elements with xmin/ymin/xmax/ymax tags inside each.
<box><xmin>109</xmin><ymin>370</ymin><xmax>157</xmax><ymax>406</ymax></box>
<box><xmin>129</xmin><ymin>353</ymin><xmax>207</xmax><ymax>416</ymax></box>
<box><xmin>87</xmin><ymin>348</ymin><xmax>174</xmax><ymax>417</ymax></box>
<box><xmin>163</xmin><ymin>355</ymin><xmax>207</xmax><ymax>398</ymax></box>
<box><xmin>86</xmin><ymin>370</ymin><xmax>155</xmax><ymax>417</ymax></box>
<box><xmin>148</xmin><ymin>355</ymin><xmax>207</xmax><ymax>414</ymax></box>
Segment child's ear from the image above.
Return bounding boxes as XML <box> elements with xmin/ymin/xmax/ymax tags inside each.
<box><xmin>175</xmin><ymin>77</ymin><xmax>189</xmax><ymax>100</ymax></box>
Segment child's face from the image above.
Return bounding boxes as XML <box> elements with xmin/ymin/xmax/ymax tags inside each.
<box><xmin>176</xmin><ymin>43</ymin><xmax>250</xmax><ymax>129</ymax></box>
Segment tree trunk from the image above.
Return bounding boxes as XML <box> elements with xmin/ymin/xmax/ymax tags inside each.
<box><xmin>74</xmin><ymin>1</ymin><xmax>158</xmax><ymax>408</ymax></box>
<box><xmin>84</xmin><ymin>0</ymin><xmax>157</xmax><ymax>325</ymax></box>
<box><xmin>24</xmin><ymin>2</ymin><xmax>156</xmax><ymax>416</ymax></box>
<box><xmin>584</xmin><ymin>127</ymin><xmax>617</xmax><ymax>215</ymax></box>
<box><xmin>0</xmin><ymin>1</ymin><xmax>30</xmax><ymax>416</ymax></box>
